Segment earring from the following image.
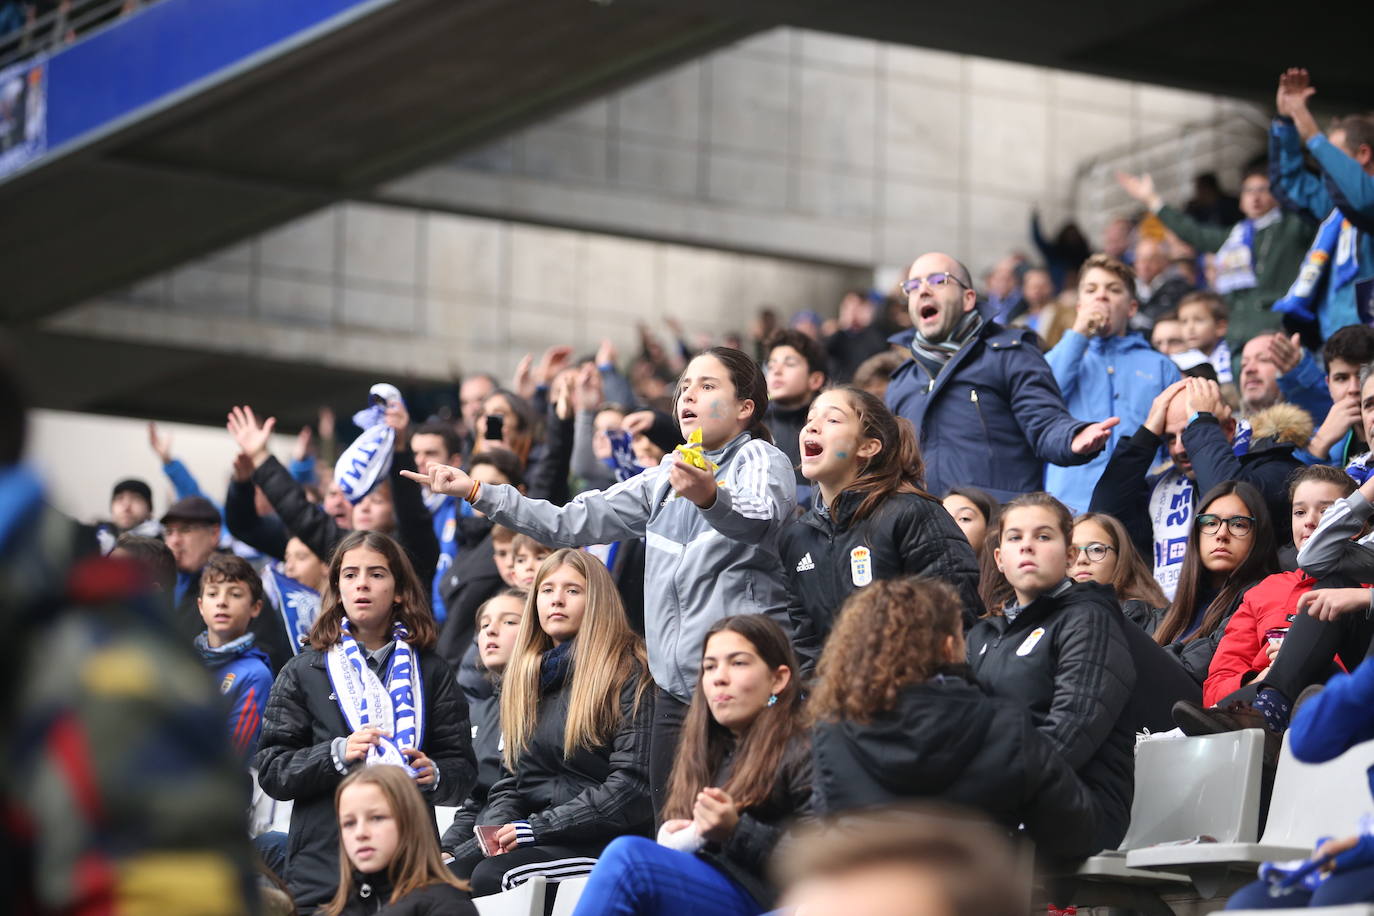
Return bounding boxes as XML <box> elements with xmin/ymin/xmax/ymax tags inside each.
<box><xmin>767</xmin><ymin>694</ymin><xmax>778</xmax><ymax>707</ymax></box>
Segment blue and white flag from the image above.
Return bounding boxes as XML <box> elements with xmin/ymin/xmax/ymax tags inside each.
<box><xmin>260</xmin><ymin>565</ymin><xmax>321</xmax><ymax>656</ymax></box>
<box><xmin>335</xmin><ymin>383</ymin><xmax>403</xmax><ymax>504</ymax></box>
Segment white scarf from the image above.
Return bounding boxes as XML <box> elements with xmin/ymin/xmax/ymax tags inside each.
<box><xmin>1148</xmin><ymin>468</ymin><xmax>1194</xmax><ymax>601</ymax></box>
<box><xmin>326</xmin><ymin>619</ymin><xmax>425</xmax><ymax>774</ymax></box>
<box><xmin>335</xmin><ymin>383</ymin><xmax>403</xmax><ymax>504</ymax></box>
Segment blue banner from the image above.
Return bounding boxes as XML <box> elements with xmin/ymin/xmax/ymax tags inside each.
<box><xmin>0</xmin><ymin>55</ymin><xmax>45</xmax><ymax>179</ymax></box>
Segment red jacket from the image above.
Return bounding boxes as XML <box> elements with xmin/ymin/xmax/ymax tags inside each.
<box><xmin>1204</xmin><ymin>570</ymin><xmax>1312</xmax><ymax>706</ymax></box>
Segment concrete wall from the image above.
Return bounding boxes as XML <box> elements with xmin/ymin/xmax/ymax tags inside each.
<box><xmin>382</xmin><ymin>27</ymin><xmax>1267</xmax><ymax>278</ymax></box>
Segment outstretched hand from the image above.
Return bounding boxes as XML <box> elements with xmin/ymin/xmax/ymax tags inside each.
<box><xmin>400</xmin><ymin>463</ymin><xmax>476</xmax><ymax>500</ymax></box>
<box><xmin>147</xmin><ymin>421</ymin><xmax>173</xmax><ymax>464</ymax></box>
<box><xmin>1071</xmin><ymin>417</ymin><xmax>1120</xmax><ymax>455</ymax></box>
<box><xmin>227</xmin><ymin>405</ymin><xmax>276</xmax><ymax>467</ymax></box>
<box><xmin>1115</xmin><ymin>171</ymin><xmax>1161</xmax><ymax>210</ymax></box>
<box><xmin>1277</xmin><ymin>68</ymin><xmax>1321</xmax><ymax>141</ymax></box>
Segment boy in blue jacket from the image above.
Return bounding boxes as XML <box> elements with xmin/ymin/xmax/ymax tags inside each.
<box><xmin>1046</xmin><ymin>254</ymin><xmax>1181</xmax><ymax>513</ymax></box>
<box><xmin>195</xmin><ymin>552</ymin><xmax>274</xmax><ymax>762</ymax></box>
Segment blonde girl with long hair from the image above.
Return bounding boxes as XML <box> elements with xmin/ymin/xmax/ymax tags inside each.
<box><xmin>446</xmin><ymin>549</ymin><xmax>654</xmax><ymax>900</ymax></box>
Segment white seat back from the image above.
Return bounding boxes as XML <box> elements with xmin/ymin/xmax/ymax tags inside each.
<box><xmin>434</xmin><ymin>804</ymin><xmax>458</xmax><ymax>834</ymax></box>
<box><xmin>1261</xmin><ymin>737</ymin><xmax>1374</xmax><ymax>848</ymax></box>
<box><xmin>1119</xmin><ymin>730</ymin><xmax>1265</xmax><ymax>850</ymax></box>
<box><xmin>474</xmin><ymin>875</ymin><xmax>547</xmax><ymax>916</ymax></box>
<box><xmin>550</xmin><ymin>875</ymin><xmax>589</xmax><ymax>916</ymax></box>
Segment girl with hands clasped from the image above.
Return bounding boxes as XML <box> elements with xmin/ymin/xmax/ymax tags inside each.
<box><xmin>256</xmin><ymin>531</ymin><xmax>476</xmax><ymax>913</ymax></box>
<box><xmin>446</xmin><ymin>550</ymin><xmax>654</xmax><ymax>899</ymax></box>
<box><xmin>404</xmin><ymin>347</ymin><xmax>797</xmax><ymax>799</ymax></box>
<box><xmin>322</xmin><ymin>766</ymin><xmax>476</xmax><ymax>915</ymax></box>
<box><xmin>570</xmin><ymin>615</ymin><xmax>811</xmax><ymax>916</ymax></box>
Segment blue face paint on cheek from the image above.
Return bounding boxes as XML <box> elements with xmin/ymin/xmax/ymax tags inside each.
<box><xmin>835</xmin><ymin>451</ymin><xmax>848</xmax><ymax>459</ymax></box>
<box><xmin>708</xmin><ymin>400</ymin><xmax>725</xmax><ymax>420</ymax></box>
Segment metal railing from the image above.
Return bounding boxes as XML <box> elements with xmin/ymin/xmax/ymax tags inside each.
<box><xmin>0</xmin><ymin>0</ymin><xmax>156</xmax><ymax>72</ymax></box>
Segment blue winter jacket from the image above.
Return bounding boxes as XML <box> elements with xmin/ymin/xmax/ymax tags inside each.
<box><xmin>1044</xmin><ymin>330</ymin><xmax>1181</xmax><ymax>513</ymax></box>
<box><xmin>885</xmin><ymin>322</ymin><xmax>1093</xmax><ymax>502</ymax></box>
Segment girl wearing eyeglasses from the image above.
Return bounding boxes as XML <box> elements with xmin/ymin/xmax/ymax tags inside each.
<box><xmin>1070</xmin><ymin>512</ymin><xmax>1169</xmax><ymax>621</ymax></box>
<box><xmin>1152</xmin><ymin>481</ymin><xmax>1279</xmax><ymax>684</ymax></box>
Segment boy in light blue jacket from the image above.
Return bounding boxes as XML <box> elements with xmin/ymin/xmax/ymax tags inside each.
<box><xmin>1045</xmin><ymin>254</ymin><xmax>1182</xmax><ymax>513</ymax></box>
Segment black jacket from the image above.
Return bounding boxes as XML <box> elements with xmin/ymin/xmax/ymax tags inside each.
<box><xmin>765</xmin><ymin>401</ymin><xmax>812</xmax><ymax>507</ymax></box>
<box><xmin>336</xmin><ymin>871</ymin><xmax>477</xmax><ymax>915</ymax></box>
<box><xmin>1129</xmin><ymin>587</ymin><xmax>1255</xmax><ymax>686</ymax></box>
<box><xmin>437</xmin><ymin>530</ymin><xmax>504</xmax><ymax>669</ymax></box>
<box><xmin>697</xmin><ymin>735</ymin><xmax>813</xmax><ymax>909</ymax></box>
<box><xmin>967</xmin><ymin>581</ymin><xmax>1136</xmax><ymax>851</ymax></box>
<box><xmin>1090</xmin><ymin>418</ymin><xmax>1301</xmax><ymax>563</ymax></box>
<box><xmin>450</xmin><ymin>658</ymin><xmax>655</xmax><ymax>862</ymax></box>
<box><xmin>812</xmin><ymin>671</ymin><xmax>1101</xmax><ymax>860</ymax></box>
<box><xmin>781</xmin><ymin>490</ymin><xmax>982</xmax><ymax>671</ymax></box>
<box><xmin>223</xmin><ymin>478</ymin><xmax>288</xmax><ymax>560</ymax></box>
<box><xmin>254</xmin><ymin>646</ymin><xmax>476</xmax><ymax>912</ymax></box>
<box><xmin>253</xmin><ymin>451</ymin><xmax>440</xmax><ymax>586</ymax></box>
<box><xmin>441</xmin><ymin>690</ymin><xmax>502</xmax><ymax>852</ymax></box>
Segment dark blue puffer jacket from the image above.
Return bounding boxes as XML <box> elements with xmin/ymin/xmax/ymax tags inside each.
<box><xmin>885</xmin><ymin>321</ymin><xmax>1091</xmax><ymax>501</ymax></box>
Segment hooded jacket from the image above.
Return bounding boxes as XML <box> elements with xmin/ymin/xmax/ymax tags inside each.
<box><xmin>812</xmin><ymin>671</ymin><xmax>1100</xmax><ymax>860</ymax></box>
<box><xmin>967</xmin><ymin>581</ymin><xmax>1136</xmax><ymax>852</ymax></box>
<box><xmin>885</xmin><ymin>321</ymin><xmax>1093</xmax><ymax>502</ymax></box>
<box><xmin>255</xmin><ymin>646</ymin><xmax>476</xmax><ymax>912</ymax></box>
<box><xmin>1043</xmin><ymin>330</ymin><xmax>1182</xmax><ymax>513</ymax></box>
<box><xmin>472</xmin><ymin>432</ymin><xmax>795</xmax><ymax>701</ymax></box>
<box><xmin>449</xmin><ymin>653</ymin><xmax>655</xmax><ymax>863</ymax></box>
<box><xmin>780</xmin><ymin>489</ymin><xmax>982</xmax><ymax>672</ymax></box>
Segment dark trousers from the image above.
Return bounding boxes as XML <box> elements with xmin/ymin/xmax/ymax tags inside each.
<box><xmin>1221</xmin><ymin>576</ymin><xmax>1374</xmax><ymax>706</ymax></box>
<box><xmin>1225</xmin><ymin>861</ymin><xmax>1374</xmax><ymax>909</ymax></box>
<box><xmin>648</xmin><ymin>687</ymin><xmax>689</xmax><ymax>820</ymax></box>
<box><xmin>452</xmin><ymin>843</ymin><xmax>602</xmax><ymax>897</ymax></box>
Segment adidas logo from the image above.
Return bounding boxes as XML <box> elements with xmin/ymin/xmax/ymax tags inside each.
<box><xmin>795</xmin><ymin>552</ymin><xmax>815</xmax><ymax>572</ymax></box>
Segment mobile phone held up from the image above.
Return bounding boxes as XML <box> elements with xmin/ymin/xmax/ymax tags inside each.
<box><xmin>484</xmin><ymin>414</ymin><xmax>504</xmax><ymax>442</ymax></box>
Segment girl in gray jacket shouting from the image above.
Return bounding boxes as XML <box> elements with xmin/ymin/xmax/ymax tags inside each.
<box><xmin>405</xmin><ymin>347</ymin><xmax>797</xmax><ymax>805</ymax></box>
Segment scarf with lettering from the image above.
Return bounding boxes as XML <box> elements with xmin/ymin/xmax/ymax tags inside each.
<box><xmin>1149</xmin><ymin>467</ymin><xmax>1194</xmax><ymax>601</ymax></box>
<box><xmin>1214</xmin><ymin>208</ymin><xmax>1281</xmax><ymax>294</ymax></box>
<box><xmin>1273</xmin><ymin>210</ymin><xmax>1360</xmax><ymax>322</ymax></box>
<box><xmin>334</xmin><ymin>383</ymin><xmax>404</xmax><ymax>504</ymax></box>
<box><xmin>261</xmin><ymin>565</ymin><xmax>321</xmax><ymax>656</ymax></box>
<box><xmin>326</xmin><ymin>618</ymin><xmax>425</xmax><ymax>775</ymax></box>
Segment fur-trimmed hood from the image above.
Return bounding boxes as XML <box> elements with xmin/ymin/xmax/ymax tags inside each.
<box><xmin>1248</xmin><ymin>402</ymin><xmax>1313</xmax><ymax>451</ymax></box>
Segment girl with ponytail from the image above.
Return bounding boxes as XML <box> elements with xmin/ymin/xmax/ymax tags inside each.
<box><xmin>781</xmin><ymin>387</ymin><xmax>982</xmax><ymax>672</ymax></box>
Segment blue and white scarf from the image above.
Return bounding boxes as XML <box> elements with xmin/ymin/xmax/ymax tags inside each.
<box><xmin>1214</xmin><ymin>208</ymin><xmax>1281</xmax><ymax>295</ymax></box>
<box><xmin>1149</xmin><ymin>468</ymin><xmax>1194</xmax><ymax>601</ymax></box>
<box><xmin>325</xmin><ymin>618</ymin><xmax>425</xmax><ymax>775</ymax></box>
<box><xmin>335</xmin><ymin>383</ymin><xmax>404</xmax><ymax>504</ymax></box>
<box><xmin>602</xmin><ymin>429</ymin><xmax>645</xmax><ymax>483</ymax></box>
<box><xmin>260</xmin><ymin>566</ymin><xmax>321</xmax><ymax>656</ymax></box>
<box><xmin>1273</xmin><ymin>211</ymin><xmax>1360</xmax><ymax>322</ymax></box>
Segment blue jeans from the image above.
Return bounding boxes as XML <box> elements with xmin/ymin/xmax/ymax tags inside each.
<box><xmin>1226</xmin><ymin>862</ymin><xmax>1374</xmax><ymax>909</ymax></box>
<box><xmin>571</xmin><ymin>836</ymin><xmax>760</xmax><ymax>916</ymax></box>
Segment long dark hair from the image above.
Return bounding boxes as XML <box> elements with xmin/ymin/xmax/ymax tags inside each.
<box><xmin>675</xmin><ymin>346</ymin><xmax>773</xmax><ymax>444</ymax></box>
<box><xmin>662</xmin><ymin>615</ymin><xmax>803</xmax><ymax>821</ymax></box>
<box><xmin>1154</xmin><ymin>481</ymin><xmax>1278</xmax><ymax>646</ymax></box>
<box><xmin>308</xmin><ymin>530</ymin><xmax>437</xmax><ymax>651</ymax></box>
<box><xmin>829</xmin><ymin>386</ymin><xmax>935</xmax><ymax>524</ymax></box>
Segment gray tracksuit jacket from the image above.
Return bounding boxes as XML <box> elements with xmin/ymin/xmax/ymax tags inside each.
<box><xmin>472</xmin><ymin>432</ymin><xmax>796</xmax><ymax>701</ymax></box>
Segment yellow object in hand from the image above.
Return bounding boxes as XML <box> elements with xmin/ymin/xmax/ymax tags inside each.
<box><xmin>673</xmin><ymin>428</ymin><xmax>718</xmax><ymax>473</ymax></box>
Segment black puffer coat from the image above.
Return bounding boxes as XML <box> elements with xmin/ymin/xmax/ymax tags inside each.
<box><xmin>696</xmin><ymin>735</ymin><xmax>813</xmax><ymax>909</ymax></box>
<box><xmin>449</xmin><ymin>655</ymin><xmax>655</xmax><ymax>862</ymax></box>
<box><xmin>335</xmin><ymin>870</ymin><xmax>477</xmax><ymax>915</ymax></box>
<box><xmin>781</xmin><ymin>490</ymin><xmax>981</xmax><ymax>670</ymax></box>
<box><xmin>812</xmin><ymin>670</ymin><xmax>1100</xmax><ymax>859</ymax></box>
<box><xmin>967</xmin><ymin>581</ymin><xmax>1136</xmax><ymax>852</ymax></box>
<box><xmin>441</xmin><ymin>690</ymin><xmax>503</xmax><ymax>852</ymax></box>
<box><xmin>255</xmin><ymin>646</ymin><xmax>476</xmax><ymax>913</ymax></box>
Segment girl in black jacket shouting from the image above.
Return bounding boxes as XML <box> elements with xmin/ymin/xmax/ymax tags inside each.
<box><xmin>448</xmin><ymin>549</ymin><xmax>655</xmax><ymax>898</ymax></box>
<box><xmin>325</xmin><ymin>765</ymin><xmax>476</xmax><ymax>915</ymax></box>
<box><xmin>810</xmin><ymin>577</ymin><xmax>1100</xmax><ymax>860</ymax></box>
<box><xmin>968</xmin><ymin>492</ymin><xmax>1136</xmax><ymax>852</ymax></box>
<box><xmin>256</xmin><ymin>530</ymin><xmax>476</xmax><ymax>914</ymax></box>
<box><xmin>570</xmin><ymin>615</ymin><xmax>812</xmax><ymax>915</ymax></box>
<box><xmin>1152</xmin><ymin>481</ymin><xmax>1278</xmax><ymax>684</ymax></box>
<box><xmin>782</xmin><ymin>387</ymin><xmax>981</xmax><ymax>671</ymax></box>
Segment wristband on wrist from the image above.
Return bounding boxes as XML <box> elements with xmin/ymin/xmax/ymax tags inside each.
<box><xmin>466</xmin><ymin>479</ymin><xmax>481</xmax><ymax>504</ymax></box>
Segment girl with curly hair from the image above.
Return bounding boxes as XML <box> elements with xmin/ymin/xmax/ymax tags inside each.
<box><xmin>809</xmin><ymin>576</ymin><xmax>1099</xmax><ymax>860</ymax></box>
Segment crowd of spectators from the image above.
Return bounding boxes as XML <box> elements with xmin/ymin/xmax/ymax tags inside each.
<box><xmin>8</xmin><ymin>67</ymin><xmax>1374</xmax><ymax>916</ymax></box>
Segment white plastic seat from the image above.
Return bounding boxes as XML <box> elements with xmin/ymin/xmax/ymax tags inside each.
<box><xmin>549</xmin><ymin>875</ymin><xmax>589</xmax><ymax>916</ymax></box>
<box><xmin>1126</xmin><ymin>736</ymin><xmax>1374</xmax><ymax>896</ymax></box>
<box><xmin>473</xmin><ymin>875</ymin><xmax>547</xmax><ymax>916</ymax></box>
<box><xmin>434</xmin><ymin>804</ymin><xmax>458</xmax><ymax>835</ymax></box>
<box><xmin>1077</xmin><ymin>730</ymin><xmax>1266</xmax><ymax>887</ymax></box>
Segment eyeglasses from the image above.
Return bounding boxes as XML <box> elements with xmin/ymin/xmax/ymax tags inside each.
<box><xmin>1196</xmin><ymin>514</ymin><xmax>1256</xmax><ymax>537</ymax></box>
<box><xmin>900</xmin><ymin>272</ymin><xmax>971</xmax><ymax>294</ymax></box>
<box><xmin>1069</xmin><ymin>542</ymin><xmax>1115</xmax><ymax>563</ymax></box>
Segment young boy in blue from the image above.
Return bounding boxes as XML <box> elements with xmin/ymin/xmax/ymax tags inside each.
<box><xmin>195</xmin><ymin>552</ymin><xmax>274</xmax><ymax>762</ymax></box>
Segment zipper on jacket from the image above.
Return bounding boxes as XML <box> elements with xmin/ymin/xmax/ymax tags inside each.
<box><xmin>970</xmin><ymin>388</ymin><xmax>991</xmax><ymax>440</ymax></box>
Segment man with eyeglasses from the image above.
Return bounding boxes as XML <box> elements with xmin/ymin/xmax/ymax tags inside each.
<box><xmin>885</xmin><ymin>251</ymin><xmax>1119</xmax><ymax>503</ymax></box>
<box><xmin>1091</xmin><ymin>376</ymin><xmax>1304</xmax><ymax>599</ymax></box>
